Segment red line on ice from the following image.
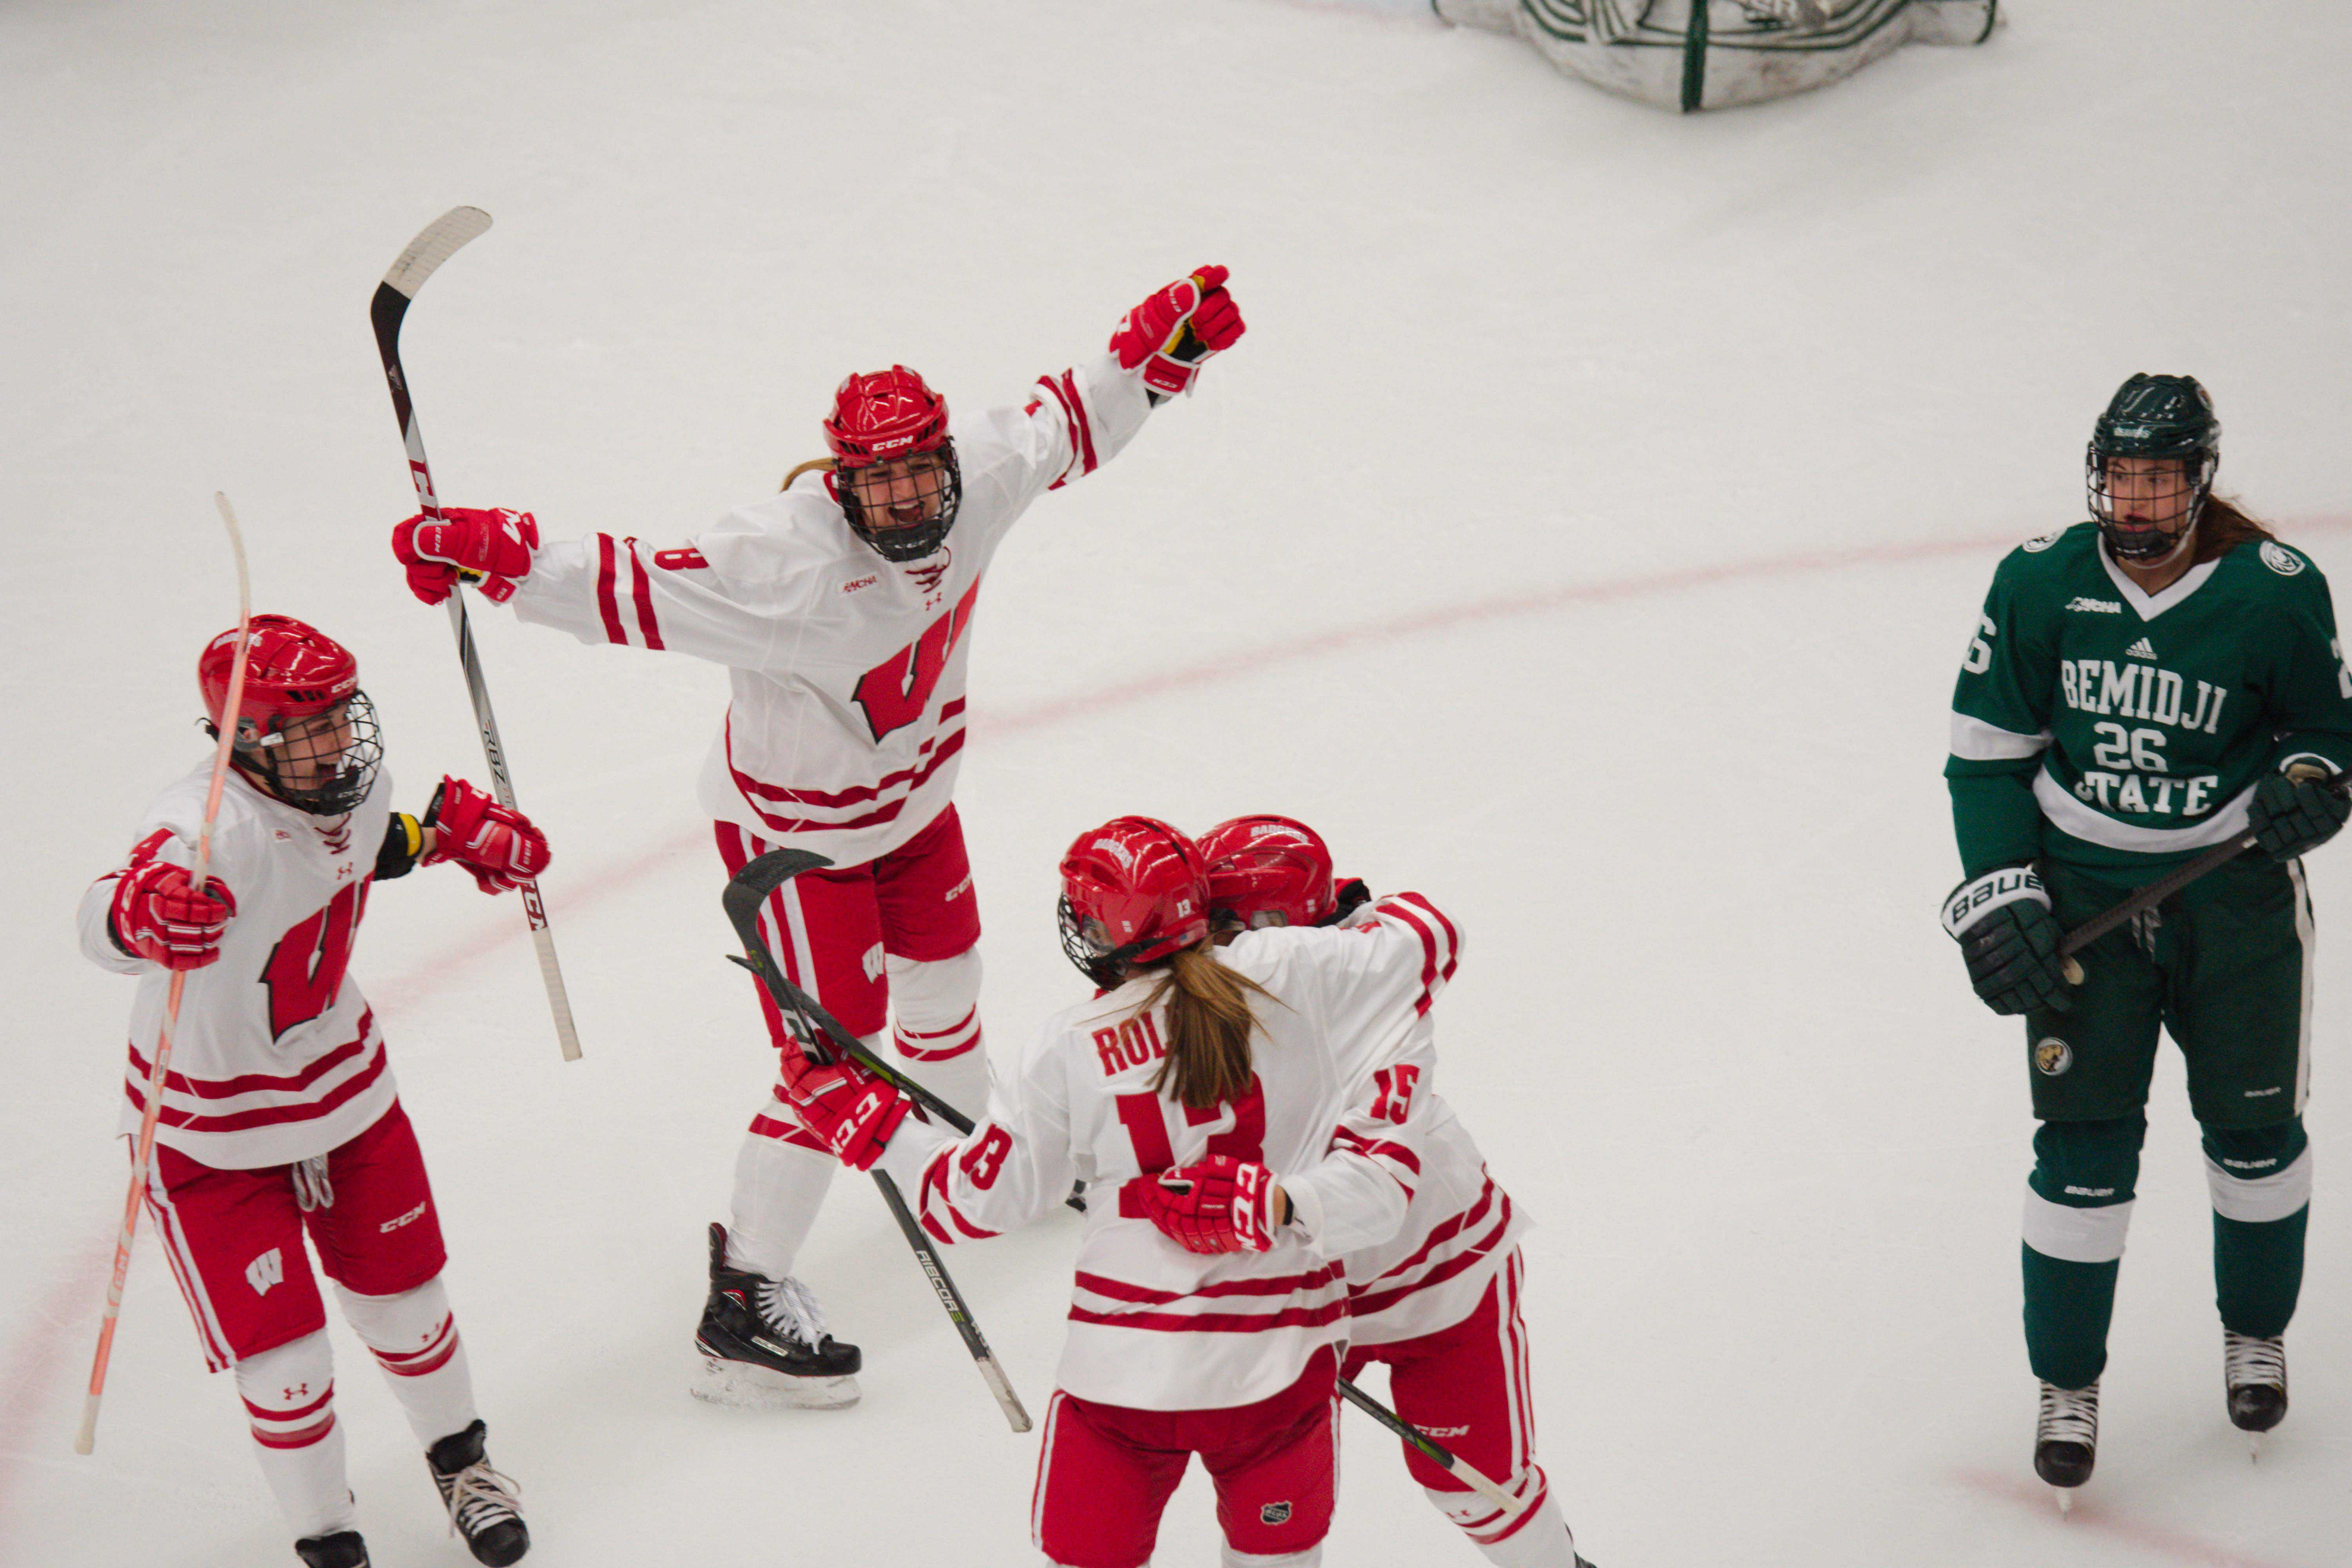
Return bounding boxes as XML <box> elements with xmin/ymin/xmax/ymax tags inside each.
<box><xmin>1949</xmin><ymin>1466</ymin><xmax>2308</xmax><ymax>1568</ymax></box>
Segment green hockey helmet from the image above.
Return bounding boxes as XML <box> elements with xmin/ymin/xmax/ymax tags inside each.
<box><xmin>2087</xmin><ymin>373</ymin><xmax>2219</xmax><ymax>563</ymax></box>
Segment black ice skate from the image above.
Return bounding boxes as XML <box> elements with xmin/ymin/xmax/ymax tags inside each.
<box><xmin>2224</xmin><ymin>1331</ymin><xmax>2288</xmax><ymax>1448</ymax></box>
<box><xmin>426</xmin><ymin>1418</ymin><xmax>530</xmax><ymax>1566</ymax></box>
<box><xmin>692</xmin><ymin>1221</ymin><xmax>862</xmax><ymax>1410</ymax></box>
<box><xmin>2033</xmin><ymin>1380</ymin><xmax>2098</xmax><ymax>1502</ymax></box>
<box><xmin>294</xmin><ymin>1530</ymin><xmax>370</xmax><ymax>1568</ymax></box>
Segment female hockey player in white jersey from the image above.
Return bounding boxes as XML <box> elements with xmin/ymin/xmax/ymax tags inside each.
<box><xmin>1198</xmin><ymin>817</ymin><xmax>1588</xmax><ymax>1568</ymax></box>
<box><xmin>78</xmin><ymin>616</ymin><xmax>550</xmax><ymax>1568</ymax></box>
<box><xmin>388</xmin><ymin>269</ymin><xmax>1245</xmax><ymax>1406</ymax></box>
<box><xmin>775</xmin><ymin>815</ymin><xmax>1450</xmax><ymax>1568</ymax></box>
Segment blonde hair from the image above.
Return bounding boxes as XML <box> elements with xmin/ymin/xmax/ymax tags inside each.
<box><xmin>1139</xmin><ymin>944</ymin><xmax>1274</xmax><ymax>1110</ymax></box>
<box><xmin>782</xmin><ymin>457</ymin><xmax>835</xmax><ymax>492</ymax></box>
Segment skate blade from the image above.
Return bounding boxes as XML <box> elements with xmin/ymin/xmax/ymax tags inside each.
<box><xmin>2249</xmin><ymin>1432</ymin><xmax>2262</xmax><ymax>1464</ymax></box>
<box><xmin>691</xmin><ymin>1356</ymin><xmax>860</xmax><ymax>1411</ymax></box>
<box><xmin>2053</xmin><ymin>1487</ymin><xmax>2073</xmax><ymax>1516</ymax></box>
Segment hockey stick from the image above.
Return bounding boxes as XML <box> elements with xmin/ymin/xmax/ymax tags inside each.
<box><xmin>725</xmin><ymin>849</ymin><xmax>1524</xmax><ymax>1513</ymax></box>
<box><xmin>371</xmin><ymin>206</ymin><xmax>581</xmax><ymax>1062</ymax></box>
<box><xmin>2056</xmin><ymin>767</ymin><xmax>2352</xmax><ymax>972</ymax></box>
<box><xmin>722</xmin><ymin>849</ymin><xmax>1031</xmax><ymax>1432</ymax></box>
<box><xmin>76</xmin><ymin>492</ymin><xmax>254</xmax><ymax>1455</ymax></box>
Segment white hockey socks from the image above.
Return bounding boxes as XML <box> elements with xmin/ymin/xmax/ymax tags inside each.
<box><xmin>336</xmin><ymin>1275</ymin><xmax>479</xmax><ymax>1450</ymax></box>
<box><xmin>235</xmin><ymin>1330</ymin><xmax>356</xmax><ymax>1541</ymax></box>
<box><xmin>728</xmin><ymin>1125</ymin><xmax>842</xmax><ymax>1280</ymax></box>
<box><xmin>1428</xmin><ymin>1466</ymin><xmax>1579</xmax><ymax>1568</ymax></box>
<box><xmin>886</xmin><ymin>948</ymin><xmax>990</xmax><ymax>1122</ymax></box>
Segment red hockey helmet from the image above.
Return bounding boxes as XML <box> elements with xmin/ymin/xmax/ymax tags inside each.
<box><xmin>1057</xmin><ymin>816</ymin><xmax>1210</xmax><ymax>988</ymax></box>
<box><xmin>1198</xmin><ymin>815</ymin><xmax>1337</xmax><ymax>930</ymax></box>
<box><xmin>824</xmin><ymin>366</ymin><xmax>963</xmax><ymax>563</ymax></box>
<box><xmin>197</xmin><ymin>615</ymin><xmax>382</xmax><ymax>816</ymax></box>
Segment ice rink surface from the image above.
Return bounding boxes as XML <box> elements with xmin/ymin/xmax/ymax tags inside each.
<box><xmin>4</xmin><ymin>2</ymin><xmax>2349</xmax><ymax>1563</ymax></box>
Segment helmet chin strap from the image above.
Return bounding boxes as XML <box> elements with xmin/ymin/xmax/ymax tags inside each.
<box><xmin>2111</xmin><ymin>518</ymin><xmax>2197</xmax><ymax>571</ymax></box>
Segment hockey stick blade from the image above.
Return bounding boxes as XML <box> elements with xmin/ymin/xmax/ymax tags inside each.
<box><xmin>1336</xmin><ymin>1379</ymin><xmax>1528</xmax><ymax>1519</ymax></box>
<box><xmin>381</xmin><ymin>206</ymin><xmax>492</xmax><ymax>299</ymax></box>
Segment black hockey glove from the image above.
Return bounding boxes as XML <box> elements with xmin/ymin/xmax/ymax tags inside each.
<box><xmin>2247</xmin><ymin>766</ymin><xmax>2349</xmax><ymax>860</ymax></box>
<box><xmin>1943</xmin><ymin>866</ymin><xmax>2072</xmax><ymax>1016</ymax></box>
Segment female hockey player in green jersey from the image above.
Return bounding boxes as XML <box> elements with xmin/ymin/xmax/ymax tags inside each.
<box><xmin>1942</xmin><ymin>373</ymin><xmax>2352</xmax><ymax>1496</ymax></box>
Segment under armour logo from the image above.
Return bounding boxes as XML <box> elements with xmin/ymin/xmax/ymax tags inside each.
<box><xmin>282</xmin><ymin>1382</ymin><xmax>310</xmax><ymax>1401</ymax></box>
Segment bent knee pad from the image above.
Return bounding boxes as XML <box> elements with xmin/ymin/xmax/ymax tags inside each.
<box><xmin>2025</xmin><ymin>1116</ymin><xmax>2145</xmax><ymax>1265</ymax></box>
<box><xmin>886</xmin><ymin>948</ymin><xmax>982</xmax><ymax>1041</ymax></box>
<box><xmin>236</xmin><ymin>1330</ymin><xmax>355</xmax><ymax>1538</ymax></box>
<box><xmin>334</xmin><ymin>1274</ymin><xmax>455</xmax><ymax>1361</ymax></box>
<box><xmin>2204</xmin><ymin>1117</ymin><xmax>2311</xmax><ymax>1223</ymax></box>
<box><xmin>2029</xmin><ymin>1115</ymin><xmax>2146</xmax><ymax>1207</ymax></box>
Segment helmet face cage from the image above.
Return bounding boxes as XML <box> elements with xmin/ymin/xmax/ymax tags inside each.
<box><xmin>834</xmin><ymin>441</ymin><xmax>963</xmax><ymax>563</ymax></box>
<box><xmin>2087</xmin><ymin>446</ymin><xmax>2216</xmax><ymax>562</ymax></box>
<box><xmin>1057</xmin><ymin>895</ymin><xmax>1132</xmax><ymax>989</ymax></box>
<box><xmin>232</xmin><ymin>691</ymin><xmax>383</xmax><ymax>817</ymax></box>
<box><xmin>2087</xmin><ymin>373</ymin><xmax>2220</xmax><ymax>564</ymax></box>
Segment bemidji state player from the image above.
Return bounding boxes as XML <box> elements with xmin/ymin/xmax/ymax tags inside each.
<box><xmin>1943</xmin><ymin>374</ymin><xmax>2352</xmax><ymax>1493</ymax></box>
<box><xmin>777</xmin><ymin>817</ymin><xmax>1450</xmax><ymax>1568</ymax></box>
<box><xmin>388</xmin><ymin>269</ymin><xmax>1245</xmax><ymax>1406</ymax></box>
<box><xmin>1198</xmin><ymin>816</ymin><xmax>1590</xmax><ymax>1568</ymax></box>
<box><xmin>78</xmin><ymin>617</ymin><xmax>549</xmax><ymax>1568</ymax></box>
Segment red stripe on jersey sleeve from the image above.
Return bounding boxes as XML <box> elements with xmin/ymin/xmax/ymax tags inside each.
<box><xmin>920</xmin><ymin>1146</ymin><xmax>1002</xmax><ymax>1241</ymax></box>
<box><xmin>1390</xmin><ymin>892</ymin><xmax>1460</xmax><ymax>987</ymax></box>
<box><xmin>1066</xmin><ymin>1300</ymin><xmax>1348</xmax><ymax>1334</ymax></box>
<box><xmin>594</xmin><ymin>534</ymin><xmax>627</xmax><ymax>645</ymax></box>
<box><xmin>1060</xmin><ymin>370</ymin><xmax>1098</xmax><ymax>477</ymax></box>
<box><xmin>626</xmin><ymin>538</ymin><xmax>664</xmax><ymax>650</ymax></box>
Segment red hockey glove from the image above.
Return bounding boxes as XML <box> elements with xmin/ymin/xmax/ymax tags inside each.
<box><xmin>1124</xmin><ymin>1155</ymin><xmax>1279</xmax><ymax>1254</ymax></box>
<box><xmin>778</xmin><ymin>1045</ymin><xmax>911</xmax><ymax>1171</ymax></box>
<box><xmin>392</xmin><ymin>506</ymin><xmax>540</xmax><ymax>605</ymax></box>
<box><xmin>420</xmin><ymin>777</ymin><xmax>550</xmax><ymax>894</ymax></box>
<box><xmin>111</xmin><ymin>859</ymin><xmax>238</xmax><ymax>970</ymax></box>
<box><xmin>1109</xmin><ymin>266</ymin><xmax>1245</xmax><ymax>397</ymax></box>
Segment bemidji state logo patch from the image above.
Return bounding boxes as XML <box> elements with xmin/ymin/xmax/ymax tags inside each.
<box><xmin>2035</xmin><ymin>1038</ymin><xmax>2073</xmax><ymax>1076</ymax></box>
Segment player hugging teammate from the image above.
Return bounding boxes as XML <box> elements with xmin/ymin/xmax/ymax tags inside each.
<box><xmin>80</xmin><ymin>617</ymin><xmax>548</xmax><ymax>1568</ymax></box>
<box><xmin>389</xmin><ymin>268</ymin><xmax>1246</xmax><ymax>1405</ymax></box>
<box><xmin>1944</xmin><ymin>374</ymin><xmax>2351</xmax><ymax>1495</ymax></box>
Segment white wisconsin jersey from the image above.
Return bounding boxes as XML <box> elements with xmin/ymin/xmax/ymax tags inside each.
<box><xmin>1341</xmin><ymin>1074</ymin><xmax>1527</xmax><ymax>1346</ymax></box>
<box><xmin>78</xmin><ymin>763</ymin><xmax>397</xmax><ymax>1169</ymax></box>
<box><xmin>877</xmin><ymin>893</ymin><xmax>1462</xmax><ymax>1411</ymax></box>
<box><xmin>509</xmin><ymin>352</ymin><xmax>1153</xmax><ymax>868</ymax></box>
<box><xmin>1333</xmin><ymin>905</ymin><xmax>1528</xmax><ymax>1346</ymax></box>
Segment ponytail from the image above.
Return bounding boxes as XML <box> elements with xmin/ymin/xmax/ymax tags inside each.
<box><xmin>1140</xmin><ymin>944</ymin><xmax>1274</xmax><ymax>1111</ymax></box>
<box><xmin>2192</xmin><ymin>494</ymin><xmax>2276</xmax><ymax>564</ymax></box>
<box><xmin>782</xmin><ymin>457</ymin><xmax>836</xmax><ymax>492</ymax></box>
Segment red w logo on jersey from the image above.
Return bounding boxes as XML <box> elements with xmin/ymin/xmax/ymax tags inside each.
<box><xmin>263</xmin><ymin>880</ymin><xmax>369</xmax><ymax>1040</ymax></box>
<box><xmin>854</xmin><ymin>581</ymin><xmax>981</xmax><ymax>742</ymax></box>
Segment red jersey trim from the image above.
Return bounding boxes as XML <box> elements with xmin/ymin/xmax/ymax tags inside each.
<box><xmin>626</xmin><ymin>539</ymin><xmax>663</xmax><ymax>650</ymax></box>
<box><xmin>594</xmin><ymin>534</ymin><xmax>627</xmax><ymax>645</ymax></box>
<box><xmin>126</xmin><ymin>1013</ymin><xmax>376</xmax><ymax>1101</ymax></box>
<box><xmin>1073</xmin><ymin>1264</ymin><xmax>1342</xmax><ymax>1306</ymax></box>
<box><xmin>731</xmin><ymin>726</ymin><xmax>966</xmax><ymax>835</ymax></box>
<box><xmin>127</xmin><ymin>1033</ymin><xmax>388</xmax><ymax>1135</ymax></box>
<box><xmin>1067</xmin><ymin>1300</ymin><xmax>1348</xmax><ymax>1334</ymax></box>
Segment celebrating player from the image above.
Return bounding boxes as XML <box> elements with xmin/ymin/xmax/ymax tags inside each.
<box><xmin>389</xmin><ymin>269</ymin><xmax>1245</xmax><ymax>1407</ymax></box>
<box><xmin>776</xmin><ymin>816</ymin><xmax>1448</xmax><ymax>1568</ymax></box>
<box><xmin>78</xmin><ymin>616</ymin><xmax>546</xmax><ymax>1568</ymax></box>
<box><xmin>1199</xmin><ymin>815</ymin><xmax>1588</xmax><ymax>1568</ymax></box>
<box><xmin>1943</xmin><ymin>374</ymin><xmax>2352</xmax><ymax>1493</ymax></box>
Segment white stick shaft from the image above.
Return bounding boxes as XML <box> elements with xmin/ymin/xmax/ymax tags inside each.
<box><xmin>76</xmin><ymin>493</ymin><xmax>252</xmax><ymax>1455</ymax></box>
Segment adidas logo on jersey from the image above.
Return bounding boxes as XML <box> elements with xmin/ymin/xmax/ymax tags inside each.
<box><xmin>2065</xmin><ymin>597</ymin><xmax>2123</xmax><ymax>613</ymax></box>
<box><xmin>2126</xmin><ymin>637</ymin><xmax>2158</xmax><ymax>660</ymax></box>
